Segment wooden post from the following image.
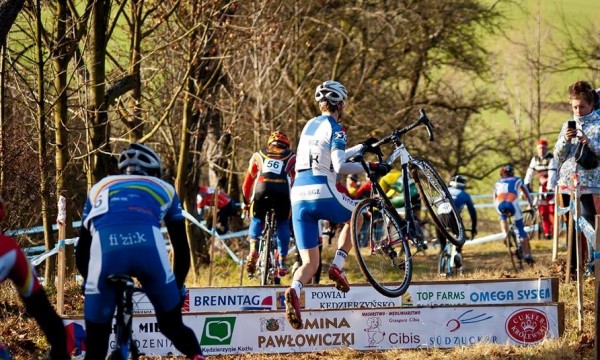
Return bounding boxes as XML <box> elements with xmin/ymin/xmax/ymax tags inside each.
<box><xmin>552</xmin><ymin>185</ymin><xmax>559</xmax><ymax>261</ymax></box>
<box><xmin>566</xmin><ymin>200</ymin><xmax>574</xmax><ymax>284</ymax></box>
<box><xmin>574</xmin><ymin>175</ymin><xmax>583</xmax><ymax>332</ymax></box>
<box><xmin>208</xmin><ymin>187</ymin><xmax>219</xmax><ymax>286</ymax></box>
<box><xmin>56</xmin><ymin>195</ymin><xmax>67</xmax><ymax>315</ymax></box>
<box><xmin>594</xmin><ymin>215</ymin><xmax>600</xmax><ymax>359</ymax></box>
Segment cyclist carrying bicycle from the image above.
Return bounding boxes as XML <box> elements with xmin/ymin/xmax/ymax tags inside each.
<box><xmin>242</xmin><ymin>131</ymin><xmax>296</xmax><ymax>277</ymax></box>
<box><xmin>76</xmin><ymin>143</ymin><xmax>205</xmax><ymax>360</ymax></box>
<box><xmin>436</xmin><ymin>175</ymin><xmax>477</xmax><ymax>272</ymax></box>
<box><xmin>0</xmin><ymin>196</ymin><xmax>70</xmax><ymax>360</ymax></box>
<box><xmin>284</xmin><ymin>80</ymin><xmax>390</xmax><ymax>330</ymax></box>
<box><xmin>493</xmin><ymin>165</ymin><xmax>535</xmax><ymax>265</ymax></box>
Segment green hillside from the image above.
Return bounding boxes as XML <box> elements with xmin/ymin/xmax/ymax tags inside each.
<box><xmin>467</xmin><ymin>0</ymin><xmax>600</xmax><ymax>196</ymax></box>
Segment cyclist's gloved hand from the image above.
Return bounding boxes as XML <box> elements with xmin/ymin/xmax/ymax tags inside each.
<box><xmin>368</xmin><ymin>162</ymin><xmax>392</xmax><ymax>176</ymax></box>
<box><xmin>362</xmin><ymin>136</ymin><xmax>379</xmax><ymax>147</ymax></box>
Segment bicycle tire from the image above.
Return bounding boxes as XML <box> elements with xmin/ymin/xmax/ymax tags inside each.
<box><xmin>258</xmin><ymin>234</ymin><xmax>270</xmax><ymax>286</ymax></box>
<box><xmin>522</xmin><ymin>210</ymin><xmax>538</xmax><ymax>241</ymax></box>
<box><xmin>409</xmin><ymin>157</ymin><xmax>466</xmax><ymax>246</ymax></box>
<box><xmin>437</xmin><ymin>245</ymin><xmax>452</xmax><ymax>276</ymax></box>
<box><xmin>505</xmin><ymin>230</ymin><xmax>522</xmax><ymax>272</ymax></box>
<box><xmin>351</xmin><ymin>198</ymin><xmax>412</xmax><ymax>298</ymax></box>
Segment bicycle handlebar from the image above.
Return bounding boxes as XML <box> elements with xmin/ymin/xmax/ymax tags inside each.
<box><xmin>350</xmin><ymin>108</ymin><xmax>435</xmax><ymax>165</ymax></box>
<box><xmin>373</xmin><ymin>107</ymin><xmax>434</xmax><ymax>148</ymax></box>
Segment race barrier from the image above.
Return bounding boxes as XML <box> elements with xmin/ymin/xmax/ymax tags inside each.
<box><xmin>64</xmin><ymin>304</ymin><xmax>564</xmax><ymax>356</ymax></box>
<box><xmin>126</xmin><ymin>278</ymin><xmax>558</xmax><ymax>314</ymax></box>
<box><xmin>62</xmin><ymin>278</ymin><xmax>562</xmax><ymax>356</ymax></box>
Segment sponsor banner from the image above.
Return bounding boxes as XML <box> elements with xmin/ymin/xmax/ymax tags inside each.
<box><xmin>128</xmin><ymin>277</ymin><xmax>557</xmax><ymax>313</ymax></box>
<box><xmin>63</xmin><ymin>303</ymin><xmax>563</xmax><ymax>356</ymax></box>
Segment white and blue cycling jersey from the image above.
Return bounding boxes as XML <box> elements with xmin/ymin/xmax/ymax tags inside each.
<box><xmin>81</xmin><ymin>175</ymin><xmax>183</xmax><ymax>323</ymax></box>
<box><xmin>449</xmin><ymin>187</ymin><xmax>477</xmax><ymax>221</ymax></box>
<box><xmin>292</xmin><ymin>115</ymin><xmax>364</xmax><ymax>250</ymax></box>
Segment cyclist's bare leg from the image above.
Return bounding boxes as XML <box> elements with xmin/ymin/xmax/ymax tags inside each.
<box><xmin>499</xmin><ymin>219</ymin><xmax>509</xmax><ymax>235</ymax></box>
<box><xmin>286</xmin><ymin>246</ymin><xmax>320</xmax><ymax>329</ymax></box>
<box><xmin>293</xmin><ymin>247</ymin><xmax>321</xmax><ymax>286</ymax></box>
<box><xmin>522</xmin><ymin>235</ymin><xmax>532</xmax><ymax>257</ymax></box>
<box><xmin>329</xmin><ymin>216</ymin><xmax>362</xmax><ymax>293</ymax></box>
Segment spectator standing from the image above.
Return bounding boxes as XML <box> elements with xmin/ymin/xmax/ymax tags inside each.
<box><xmin>524</xmin><ymin>139</ymin><xmax>558</xmax><ymax>239</ymax></box>
<box><xmin>553</xmin><ymin>80</ymin><xmax>600</xmax><ymax>276</ymax></box>
<box><xmin>197</xmin><ymin>185</ymin><xmax>236</xmax><ymax>234</ymax></box>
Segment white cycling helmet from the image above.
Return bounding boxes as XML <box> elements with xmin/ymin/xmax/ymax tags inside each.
<box><xmin>315</xmin><ymin>80</ymin><xmax>347</xmax><ymax>104</ymax></box>
<box><xmin>449</xmin><ymin>175</ymin><xmax>467</xmax><ymax>189</ymax></box>
<box><xmin>118</xmin><ymin>143</ymin><xmax>162</xmax><ymax>177</ymax></box>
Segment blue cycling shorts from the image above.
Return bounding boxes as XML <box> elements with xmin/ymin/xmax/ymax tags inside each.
<box><xmin>83</xmin><ymin>224</ymin><xmax>180</xmax><ymax>324</ymax></box>
<box><xmin>497</xmin><ymin>201</ymin><xmax>515</xmax><ymax>220</ymax></box>
<box><xmin>291</xmin><ymin>173</ymin><xmax>356</xmax><ymax>250</ymax></box>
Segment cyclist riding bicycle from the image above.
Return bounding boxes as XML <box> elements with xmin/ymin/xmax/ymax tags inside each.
<box><xmin>493</xmin><ymin>165</ymin><xmax>535</xmax><ymax>265</ymax></box>
<box><xmin>0</xmin><ymin>196</ymin><xmax>70</xmax><ymax>360</ymax></box>
<box><xmin>242</xmin><ymin>131</ymin><xmax>296</xmax><ymax>277</ymax></box>
<box><xmin>284</xmin><ymin>80</ymin><xmax>390</xmax><ymax>330</ymax></box>
<box><xmin>76</xmin><ymin>143</ymin><xmax>205</xmax><ymax>360</ymax></box>
<box><xmin>436</xmin><ymin>175</ymin><xmax>477</xmax><ymax>272</ymax></box>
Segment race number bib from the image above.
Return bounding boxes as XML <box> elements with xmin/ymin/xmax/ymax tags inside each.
<box><xmin>87</xmin><ymin>188</ymin><xmax>110</xmax><ymax>219</ymax></box>
<box><xmin>262</xmin><ymin>158</ymin><xmax>284</xmax><ymax>175</ymax></box>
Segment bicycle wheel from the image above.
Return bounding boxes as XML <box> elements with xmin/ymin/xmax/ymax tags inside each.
<box><xmin>505</xmin><ymin>230</ymin><xmax>523</xmax><ymax>272</ymax></box>
<box><xmin>522</xmin><ymin>210</ymin><xmax>538</xmax><ymax>240</ymax></box>
<box><xmin>258</xmin><ymin>236</ymin><xmax>270</xmax><ymax>286</ymax></box>
<box><xmin>437</xmin><ymin>245</ymin><xmax>452</xmax><ymax>276</ymax></box>
<box><xmin>351</xmin><ymin>198</ymin><xmax>412</xmax><ymax>298</ymax></box>
<box><xmin>409</xmin><ymin>157</ymin><xmax>465</xmax><ymax>246</ymax></box>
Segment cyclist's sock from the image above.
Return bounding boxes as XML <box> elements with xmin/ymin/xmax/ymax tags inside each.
<box><xmin>291</xmin><ymin>280</ymin><xmax>303</xmax><ymax>294</ymax></box>
<box><xmin>332</xmin><ymin>249</ymin><xmax>348</xmax><ymax>270</ymax></box>
<box><xmin>249</xmin><ymin>239</ymin><xmax>258</xmax><ymax>252</ymax></box>
<box><xmin>278</xmin><ymin>255</ymin><xmax>287</xmax><ymax>268</ymax></box>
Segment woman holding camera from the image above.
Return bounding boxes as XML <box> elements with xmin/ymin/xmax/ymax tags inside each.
<box><xmin>553</xmin><ymin>80</ymin><xmax>600</xmax><ymax>276</ymax></box>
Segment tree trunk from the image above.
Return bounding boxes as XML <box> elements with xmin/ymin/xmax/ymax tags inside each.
<box><xmin>0</xmin><ymin>0</ymin><xmax>24</xmax><ymax>46</ymax></box>
<box><xmin>53</xmin><ymin>0</ymin><xmax>75</xmax><ymax>275</ymax></box>
<box><xmin>34</xmin><ymin>0</ymin><xmax>55</xmax><ymax>288</ymax></box>
<box><xmin>88</xmin><ymin>0</ymin><xmax>111</xmax><ymax>184</ymax></box>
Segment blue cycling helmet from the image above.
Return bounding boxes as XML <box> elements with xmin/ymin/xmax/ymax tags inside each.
<box><xmin>118</xmin><ymin>143</ymin><xmax>162</xmax><ymax>177</ymax></box>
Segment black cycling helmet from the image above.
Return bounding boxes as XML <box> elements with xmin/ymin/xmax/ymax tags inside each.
<box><xmin>118</xmin><ymin>143</ymin><xmax>162</xmax><ymax>177</ymax></box>
<box><xmin>449</xmin><ymin>175</ymin><xmax>467</xmax><ymax>189</ymax></box>
<box><xmin>500</xmin><ymin>165</ymin><xmax>514</xmax><ymax>178</ymax></box>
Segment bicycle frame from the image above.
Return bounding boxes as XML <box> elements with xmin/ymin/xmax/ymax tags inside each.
<box><xmin>504</xmin><ymin>213</ymin><xmax>524</xmax><ymax>272</ymax></box>
<box><xmin>257</xmin><ymin>209</ymin><xmax>281</xmax><ymax>285</ymax></box>
<box><xmin>108</xmin><ymin>274</ymin><xmax>141</xmax><ymax>360</ymax></box>
<box><xmin>355</xmin><ymin>109</ymin><xmax>435</xmax><ymax>250</ymax></box>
